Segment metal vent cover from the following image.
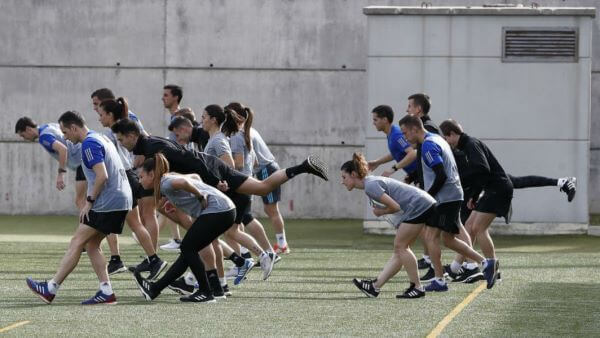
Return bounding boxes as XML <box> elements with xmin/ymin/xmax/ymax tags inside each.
<box><xmin>502</xmin><ymin>27</ymin><xmax>578</xmax><ymax>62</ymax></box>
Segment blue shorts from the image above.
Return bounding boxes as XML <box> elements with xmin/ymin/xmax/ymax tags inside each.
<box><xmin>254</xmin><ymin>162</ymin><xmax>281</xmax><ymax>205</ymax></box>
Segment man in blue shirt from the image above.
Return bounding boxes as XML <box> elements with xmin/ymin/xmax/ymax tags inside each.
<box><xmin>26</xmin><ymin>111</ymin><xmax>132</xmax><ymax>305</ymax></box>
<box><xmin>15</xmin><ymin>117</ymin><xmax>87</xmax><ymax>209</ymax></box>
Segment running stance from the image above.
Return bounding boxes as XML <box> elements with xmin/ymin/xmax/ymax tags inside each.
<box><xmin>399</xmin><ymin>114</ymin><xmax>498</xmax><ymax>291</ymax></box>
<box><xmin>15</xmin><ymin>117</ymin><xmax>86</xmax><ymax>209</ymax></box>
<box><xmin>26</xmin><ymin>111</ymin><xmax>132</xmax><ymax>305</ymax></box>
<box><xmin>440</xmin><ymin>119</ymin><xmax>510</xmax><ymax>289</ymax></box>
<box><xmin>344</xmin><ymin>153</ymin><xmax>435</xmax><ymax>299</ymax></box>
<box><xmin>97</xmin><ymin>97</ymin><xmax>168</xmax><ymax>279</ymax></box>
<box><xmin>133</xmin><ymin>154</ymin><xmax>236</xmax><ymax>303</ymax></box>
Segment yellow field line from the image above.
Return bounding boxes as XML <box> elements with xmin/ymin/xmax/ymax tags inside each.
<box><xmin>0</xmin><ymin>321</ymin><xmax>30</xmax><ymax>334</ymax></box>
<box><xmin>426</xmin><ymin>283</ymin><xmax>486</xmax><ymax>338</ymax></box>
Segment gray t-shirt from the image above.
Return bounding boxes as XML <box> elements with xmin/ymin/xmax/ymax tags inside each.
<box><xmin>230</xmin><ymin>131</ymin><xmax>255</xmax><ymax>176</ymax></box>
<box><xmin>204</xmin><ymin>132</ymin><xmax>231</xmax><ymax>158</ymax></box>
<box><xmin>38</xmin><ymin>123</ymin><xmax>82</xmax><ymax>170</ymax></box>
<box><xmin>421</xmin><ymin>133</ymin><xmax>463</xmax><ymax>203</ymax></box>
<box><xmin>160</xmin><ymin>175</ymin><xmax>235</xmax><ymax>218</ymax></box>
<box><xmin>365</xmin><ymin>175</ymin><xmax>436</xmax><ymax>227</ymax></box>
<box><xmin>250</xmin><ymin>128</ymin><xmax>275</xmax><ymax>172</ymax></box>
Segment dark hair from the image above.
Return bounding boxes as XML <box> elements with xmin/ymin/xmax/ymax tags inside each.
<box><xmin>91</xmin><ymin>88</ymin><xmax>115</xmax><ymax>101</ymax></box>
<box><xmin>221</xmin><ymin>108</ymin><xmax>241</xmax><ymax>138</ymax></box>
<box><xmin>175</xmin><ymin>107</ymin><xmax>195</xmax><ymax>122</ymax></box>
<box><xmin>225</xmin><ymin>102</ymin><xmax>254</xmax><ymax>151</ymax></box>
<box><xmin>58</xmin><ymin>111</ymin><xmax>86</xmax><ymax>128</ymax></box>
<box><xmin>99</xmin><ymin>97</ymin><xmax>129</xmax><ymax>121</ymax></box>
<box><xmin>164</xmin><ymin>84</ymin><xmax>183</xmax><ymax>103</ymax></box>
<box><xmin>372</xmin><ymin>105</ymin><xmax>394</xmax><ymax>124</ymax></box>
<box><xmin>439</xmin><ymin>119</ymin><xmax>463</xmax><ymax>136</ymax></box>
<box><xmin>15</xmin><ymin>117</ymin><xmax>37</xmax><ymax>133</ymax></box>
<box><xmin>168</xmin><ymin>116</ymin><xmax>193</xmax><ymax>131</ymax></box>
<box><xmin>408</xmin><ymin>93</ymin><xmax>431</xmax><ymax>114</ymax></box>
<box><xmin>141</xmin><ymin>153</ymin><xmax>170</xmax><ymax>205</ymax></box>
<box><xmin>341</xmin><ymin>152</ymin><xmax>369</xmax><ymax>179</ymax></box>
<box><xmin>111</xmin><ymin>118</ymin><xmax>140</xmax><ymax>135</ymax></box>
<box><xmin>398</xmin><ymin>114</ymin><xmax>424</xmax><ymax>130</ymax></box>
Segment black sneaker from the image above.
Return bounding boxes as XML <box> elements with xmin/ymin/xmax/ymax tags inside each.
<box><xmin>560</xmin><ymin>177</ymin><xmax>577</xmax><ymax>202</ymax></box>
<box><xmin>147</xmin><ymin>259</ymin><xmax>168</xmax><ymax>280</ymax></box>
<box><xmin>455</xmin><ymin>267</ymin><xmax>484</xmax><ymax>283</ymax></box>
<box><xmin>482</xmin><ymin>259</ymin><xmax>500</xmax><ymax>289</ymax></box>
<box><xmin>133</xmin><ymin>272</ymin><xmax>158</xmax><ymax>301</ymax></box>
<box><xmin>497</xmin><ymin>271</ymin><xmax>502</xmax><ymax>282</ymax></box>
<box><xmin>180</xmin><ymin>290</ymin><xmax>216</xmax><ymax>303</ymax></box>
<box><xmin>222</xmin><ymin>284</ymin><xmax>232</xmax><ymax>297</ymax></box>
<box><xmin>396</xmin><ymin>283</ymin><xmax>425</xmax><ymax>299</ymax></box>
<box><xmin>128</xmin><ymin>257</ymin><xmax>151</xmax><ymax>274</ymax></box>
<box><xmin>352</xmin><ymin>278</ymin><xmax>379</xmax><ymax>298</ymax></box>
<box><xmin>168</xmin><ymin>277</ymin><xmax>195</xmax><ymax>295</ymax></box>
<box><xmin>305</xmin><ymin>155</ymin><xmax>329</xmax><ymax>181</ymax></box>
<box><xmin>208</xmin><ymin>274</ymin><xmax>226</xmax><ymax>300</ymax></box>
<box><xmin>108</xmin><ymin>259</ymin><xmax>127</xmax><ymax>275</ymax></box>
<box><xmin>417</xmin><ymin>258</ymin><xmax>430</xmax><ymax>270</ymax></box>
<box><xmin>212</xmin><ymin>287</ymin><xmax>226</xmax><ymax>300</ymax></box>
<box><xmin>443</xmin><ymin>264</ymin><xmax>463</xmax><ymax>282</ymax></box>
<box><xmin>419</xmin><ymin>267</ymin><xmax>436</xmax><ymax>282</ymax></box>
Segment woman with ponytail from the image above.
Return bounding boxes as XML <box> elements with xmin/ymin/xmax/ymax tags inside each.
<box><xmin>97</xmin><ymin>97</ymin><xmax>167</xmax><ymax>279</ymax></box>
<box><xmin>341</xmin><ymin>152</ymin><xmax>436</xmax><ymax>299</ymax></box>
<box><xmin>134</xmin><ymin>153</ymin><xmax>236</xmax><ymax>303</ymax></box>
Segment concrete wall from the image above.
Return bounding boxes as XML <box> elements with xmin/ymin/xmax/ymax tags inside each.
<box><xmin>0</xmin><ymin>0</ymin><xmax>598</xmax><ymax>220</ymax></box>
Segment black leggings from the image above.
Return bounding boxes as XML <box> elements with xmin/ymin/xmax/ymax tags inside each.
<box><xmin>508</xmin><ymin>174</ymin><xmax>557</xmax><ymax>189</ymax></box>
<box><xmin>153</xmin><ymin>209</ymin><xmax>236</xmax><ymax>294</ymax></box>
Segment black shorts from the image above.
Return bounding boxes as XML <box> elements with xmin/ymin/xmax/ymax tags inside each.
<box><xmin>405</xmin><ymin>205</ymin><xmax>436</xmax><ymax>225</ymax></box>
<box><xmin>125</xmin><ymin>170</ymin><xmax>140</xmax><ymax>208</ymax></box>
<box><xmin>75</xmin><ymin>166</ymin><xmax>86</xmax><ymax>181</ymax></box>
<box><xmin>82</xmin><ymin>210</ymin><xmax>128</xmax><ymax>235</ymax></box>
<box><xmin>426</xmin><ymin>201</ymin><xmax>461</xmax><ymax>234</ymax></box>
<box><xmin>255</xmin><ymin>163</ymin><xmax>281</xmax><ymax>204</ymax></box>
<box><xmin>226</xmin><ymin>191</ymin><xmax>251</xmax><ymax>224</ymax></box>
<box><xmin>475</xmin><ymin>191</ymin><xmax>513</xmax><ymax>218</ymax></box>
<box><xmin>207</xmin><ymin>156</ymin><xmax>249</xmax><ymax>192</ymax></box>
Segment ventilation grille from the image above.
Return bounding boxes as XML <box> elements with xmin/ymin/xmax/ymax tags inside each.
<box><xmin>502</xmin><ymin>27</ymin><xmax>578</xmax><ymax>62</ymax></box>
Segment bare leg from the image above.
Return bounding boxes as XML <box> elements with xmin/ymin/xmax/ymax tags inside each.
<box><xmin>224</xmin><ymin>226</ymin><xmax>264</xmax><ymax>256</ymax></box>
<box><xmin>75</xmin><ymin>181</ymin><xmax>86</xmax><ymax>210</ymax></box>
<box><xmin>264</xmin><ymin>203</ymin><xmax>285</xmax><ymax>241</ymax></box>
<box><xmin>139</xmin><ymin>197</ymin><xmax>159</xmax><ymax>249</ymax></box>
<box><xmin>236</xmin><ymin>174</ymin><xmax>288</xmax><ymax>196</ymax></box>
<box><xmin>424</xmin><ymin>227</ymin><xmax>443</xmax><ymax>279</ymax></box>
<box><xmin>469</xmin><ymin>211</ymin><xmax>497</xmax><ymax>259</ymax></box>
<box><xmin>212</xmin><ymin>240</ymin><xmax>224</xmax><ymax>278</ymax></box>
<box><xmin>126</xmin><ymin>207</ymin><xmax>156</xmax><ymax>256</ymax></box>
<box><xmin>223</xmin><ymin>230</ymin><xmax>241</xmax><ymax>255</ymax></box>
<box><xmin>106</xmin><ymin>234</ymin><xmax>120</xmax><ymax>256</ymax></box>
<box><xmin>374</xmin><ymin>223</ymin><xmax>423</xmax><ymax>289</ymax></box>
<box><xmin>244</xmin><ymin>219</ymin><xmax>273</xmax><ymax>252</ymax></box>
<box><xmin>199</xmin><ymin>244</ymin><xmax>217</xmax><ymax>270</ymax></box>
<box><xmin>53</xmin><ymin>224</ymin><xmax>101</xmax><ymax>284</ymax></box>
<box><xmin>85</xmin><ymin>232</ymin><xmax>109</xmax><ymax>283</ymax></box>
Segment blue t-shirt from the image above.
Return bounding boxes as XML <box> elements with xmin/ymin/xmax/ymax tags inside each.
<box><xmin>82</xmin><ymin>137</ymin><xmax>105</xmax><ymax>169</ymax></box>
<box><xmin>421</xmin><ymin>132</ymin><xmax>463</xmax><ymax>203</ymax></box>
<box><xmin>388</xmin><ymin>125</ymin><xmax>417</xmax><ymax>174</ymax></box>
<box><xmin>38</xmin><ymin>123</ymin><xmax>82</xmax><ymax>170</ymax></box>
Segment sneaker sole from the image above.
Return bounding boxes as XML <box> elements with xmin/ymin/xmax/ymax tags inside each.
<box><xmin>487</xmin><ymin>261</ymin><xmax>500</xmax><ymax>289</ymax></box>
<box><xmin>419</xmin><ymin>276</ymin><xmax>436</xmax><ymax>283</ymax></box>
<box><xmin>82</xmin><ymin>301</ymin><xmax>118</xmax><ymax>305</ymax></box>
<box><xmin>180</xmin><ymin>298</ymin><xmax>217</xmax><ymax>303</ymax></box>
<box><xmin>352</xmin><ymin>279</ymin><xmax>377</xmax><ymax>298</ymax></box>
<box><xmin>261</xmin><ymin>257</ymin><xmax>275</xmax><ymax>281</ymax></box>
<box><xmin>307</xmin><ymin>155</ymin><xmax>329</xmax><ymax>181</ymax></box>
<box><xmin>26</xmin><ymin>281</ymin><xmax>52</xmax><ymax>304</ymax></box>
<box><xmin>148</xmin><ymin>261</ymin><xmax>169</xmax><ymax>281</ymax></box>
<box><xmin>108</xmin><ymin>266</ymin><xmax>128</xmax><ymax>275</ymax></box>
<box><xmin>396</xmin><ymin>293</ymin><xmax>425</xmax><ymax>299</ymax></box>
<box><xmin>462</xmin><ymin>272</ymin><xmax>485</xmax><ymax>284</ymax></box>
<box><xmin>167</xmin><ymin>285</ymin><xmax>194</xmax><ymax>296</ymax></box>
<box><xmin>160</xmin><ymin>247</ymin><xmax>181</xmax><ymax>252</ymax></box>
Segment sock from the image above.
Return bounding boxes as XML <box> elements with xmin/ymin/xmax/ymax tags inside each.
<box><xmin>241</xmin><ymin>251</ymin><xmax>252</xmax><ymax>259</ymax></box>
<box><xmin>148</xmin><ymin>254</ymin><xmax>159</xmax><ymax>263</ymax></box>
<box><xmin>275</xmin><ymin>233</ymin><xmax>287</xmax><ymax>248</ymax></box>
<box><xmin>110</xmin><ymin>255</ymin><xmax>121</xmax><ymax>262</ymax></box>
<box><xmin>422</xmin><ymin>255</ymin><xmax>431</xmax><ymax>264</ymax></box>
<box><xmin>557</xmin><ymin>177</ymin><xmax>567</xmax><ymax>187</ymax></box>
<box><xmin>100</xmin><ymin>281</ymin><xmax>113</xmax><ymax>295</ymax></box>
<box><xmin>436</xmin><ymin>278</ymin><xmax>446</xmax><ymax>285</ymax></box>
<box><xmin>48</xmin><ymin>279</ymin><xmax>60</xmax><ymax>294</ymax></box>
<box><xmin>228</xmin><ymin>253</ymin><xmax>246</xmax><ymax>267</ymax></box>
<box><xmin>219</xmin><ymin>277</ymin><xmax>227</xmax><ymax>287</ymax></box>
<box><xmin>462</xmin><ymin>262</ymin><xmax>469</xmax><ymax>268</ymax></box>
<box><xmin>450</xmin><ymin>260</ymin><xmax>462</xmax><ymax>274</ymax></box>
<box><xmin>206</xmin><ymin>269</ymin><xmax>222</xmax><ymax>292</ymax></box>
<box><xmin>285</xmin><ymin>161</ymin><xmax>309</xmax><ymax>179</ymax></box>
<box><xmin>184</xmin><ymin>271</ymin><xmax>197</xmax><ymax>286</ymax></box>
<box><xmin>466</xmin><ymin>262</ymin><xmax>478</xmax><ymax>270</ymax></box>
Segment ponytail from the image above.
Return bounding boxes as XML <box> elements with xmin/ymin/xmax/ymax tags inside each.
<box><xmin>340</xmin><ymin>152</ymin><xmax>369</xmax><ymax>179</ymax></box>
<box><xmin>225</xmin><ymin>102</ymin><xmax>253</xmax><ymax>151</ymax></box>
<box><xmin>221</xmin><ymin>108</ymin><xmax>240</xmax><ymax>137</ymax></box>
<box><xmin>141</xmin><ymin>153</ymin><xmax>170</xmax><ymax>205</ymax></box>
<box><xmin>100</xmin><ymin>97</ymin><xmax>129</xmax><ymax>121</ymax></box>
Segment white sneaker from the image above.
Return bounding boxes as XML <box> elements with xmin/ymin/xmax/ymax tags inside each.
<box><xmin>160</xmin><ymin>239</ymin><xmax>181</xmax><ymax>252</ymax></box>
<box><xmin>225</xmin><ymin>265</ymin><xmax>239</xmax><ymax>279</ymax></box>
<box><xmin>259</xmin><ymin>252</ymin><xmax>275</xmax><ymax>280</ymax></box>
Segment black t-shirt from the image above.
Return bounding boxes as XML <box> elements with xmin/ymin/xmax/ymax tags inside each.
<box><xmin>190</xmin><ymin>126</ymin><xmax>210</xmax><ymax>151</ymax></box>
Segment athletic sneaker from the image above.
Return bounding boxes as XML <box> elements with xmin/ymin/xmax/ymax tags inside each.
<box><xmin>168</xmin><ymin>277</ymin><xmax>195</xmax><ymax>295</ymax></box>
<box><xmin>147</xmin><ymin>259</ymin><xmax>168</xmax><ymax>280</ymax></box>
<box><xmin>455</xmin><ymin>267</ymin><xmax>485</xmax><ymax>283</ymax></box>
<box><xmin>108</xmin><ymin>258</ymin><xmax>127</xmax><ymax>275</ymax></box>
<box><xmin>129</xmin><ymin>257</ymin><xmax>149</xmax><ymax>273</ymax></box>
<box><xmin>212</xmin><ymin>287</ymin><xmax>226</xmax><ymax>300</ymax></box>
<box><xmin>443</xmin><ymin>264</ymin><xmax>463</xmax><ymax>281</ymax></box>
<box><xmin>352</xmin><ymin>278</ymin><xmax>379</xmax><ymax>298</ymax></box>
<box><xmin>417</xmin><ymin>258</ymin><xmax>430</xmax><ymax>270</ymax></box>
<box><xmin>482</xmin><ymin>259</ymin><xmax>499</xmax><ymax>289</ymax></box>
<box><xmin>305</xmin><ymin>155</ymin><xmax>329</xmax><ymax>181</ymax></box>
<box><xmin>160</xmin><ymin>239</ymin><xmax>181</xmax><ymax>252</ymax></box>
<box><xmin>222</xmin><ymin>284</ymin><xmax>232</xmax><ymax>297</ymax></box>
<box><xmin>425</xmin><ymin>280</ymin><xmax>448</xmax><ymax>292</ymax></box>
<box><xmin>497</xmin><ymin>271</ymin><xmax>502</xmax><ymax>282</ymax></box>
<box><xmin>419</xmin><ymin>267</ymin><xmax>436</xmax><ymax>282</ymax></box>
<box><xmin>133</xmin><ymin>272</ymin><xmax>158</xmax><ymax>301</ymax></box>
<box><xmin>225</xmin><ymin>265</ymin><xmax>239</xmax><ymax>279</ymax></box>
<box><xmin>180</xmin><ymin>290</ymin><xmax>216</xmax><ymax>303</ymax></box>
<box><xmin>273</xmin><ymin>254</ymin><xmax>282</xmax><ymax>265</ymax></box>
<box><xmin>560</xmin><ymin>177</ymin><xmax>577</xmax><ymax>202</ymax></box>
<box><xmin>273</xmin><ymin>243</ymin><xmax>291</xmax><ymax>254</ymax></box>
<box><xmin>396</xmin><ymin>283</ymin><xmax>425</xmax><ymax>299</ymax></box>
<box><xmin>505</xmin><ymin>203</ymin><xmax>513</xmax><ymax>224</ymax></box>
<box><xmin>26</xmin><ymin>278</ymin><xmax>55</xmax><ymax>304</ymax></box>
<box><xmin>259</xmin><ymin>252</ymin><xmax>276</xmax><ymax>280</ymax></box>
<box><xmin>234</xmin><ymin>258</ymin><xmax>255</xmax><ymax>285</ymax></box>
<box><xmin>81</xmin><ymin>290</ymin><xmax>117</xmax><ymax>305</ymax></box>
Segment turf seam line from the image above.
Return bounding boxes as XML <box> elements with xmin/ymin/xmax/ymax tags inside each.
<box><xmin>426</xmin><ymin>283</ymin><xmax>486</xmax><ymax>338</ymax></box>
<box><xmin>0</xmin><ymin>320</ymin><xmax>31</xmax><ymax>333</ymax></box>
